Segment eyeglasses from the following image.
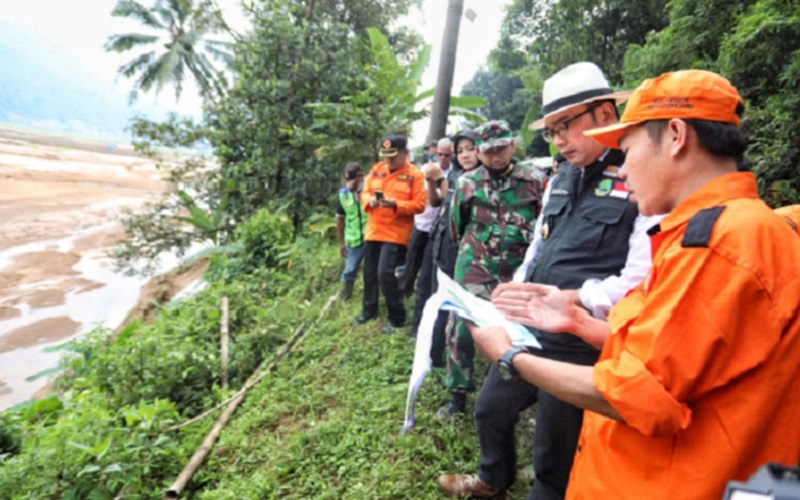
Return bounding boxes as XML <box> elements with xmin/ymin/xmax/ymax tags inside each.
<box><xmin>542</xmin><ymin>104</ymin><xmax>602</xmax><ymax>143</ymax></box>
<box><xmin>438</xmin><ymin>153</ymin><xmax>453</xmax><ymax>157</ymax></box>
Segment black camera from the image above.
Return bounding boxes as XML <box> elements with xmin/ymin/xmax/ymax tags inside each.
<box><xmin>724</xmin><ymin>463</ymin><xmax>800</xmax><ymax>499</ymax></box>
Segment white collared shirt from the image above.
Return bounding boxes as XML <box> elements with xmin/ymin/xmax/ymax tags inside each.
<box><xmin>513</xmin><ymin>172</ymin><xmax>665</xmax><ymax>319</ymax></box>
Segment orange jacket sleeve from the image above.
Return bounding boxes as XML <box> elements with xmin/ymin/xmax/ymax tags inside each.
<box><xmin>393</xmin><ymin>166</ymin><xmax>426</xmax><ymax>216</ymax></box>
<box><xmin>361</xmin><ymin>165</ymin><xmax>377</xmax><ymax>213</ymax></box>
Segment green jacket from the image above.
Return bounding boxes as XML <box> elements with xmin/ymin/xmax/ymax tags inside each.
<box><xmin>338</xmin><ymin>188</ymin><xmax>367</xmax><ymax>247</ymax></box>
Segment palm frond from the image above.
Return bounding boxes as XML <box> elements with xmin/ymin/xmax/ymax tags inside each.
<box><xmin>164</xmin><ymin>0</ymin><xmax>191</xmax><ymax>26</ymax></box>
<box><xmin>188</xmin><ymin>52</ymin><xmax>226</xmax><ymax>97</ymax></box>
<box><xmin>111</xmin><ymin>0</ymin><xmax>165</xmax><ymax>29</ymax></box>
<box><xmin>104</xmin><ymin>33</ymin><xmax>160</xmax><ymax>52</ymax></box>
<box><xmin>118</xmin><ymin>51</ymin><xmax>157</xmax><ymax>78</ymax></box>
<box><xmin>203</xmin><ymin>41</ymin><xmax>234</xmax><ymax>68</ymax></box>
<box><xmin>135</xmin><ymin>46</ymin><xmax>180</xmax><ymax>94</ymax></box>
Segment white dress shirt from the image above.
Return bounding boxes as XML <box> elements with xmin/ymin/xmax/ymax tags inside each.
<box><xmin>414</xmin><ymin>163</ymin><xmax>449</xmax><ymax>232</ymax></box>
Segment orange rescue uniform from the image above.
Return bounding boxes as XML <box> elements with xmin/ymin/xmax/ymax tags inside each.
<box><xmin>568</xmin><ymin>173</ymin><xmax>800</xmax><ymax>500</ymax></box>
<box><xmin>775</xmin><ymin>204</ymin><xmax>800</xmax><ymax>236</ymax></box>
<box><xmin>361</xmin><ymin>161</ymin><xmax>426</xmax><ymax>245</ymax></box>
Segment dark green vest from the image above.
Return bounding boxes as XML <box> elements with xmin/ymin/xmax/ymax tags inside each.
<box><xmin>525</xmin><ymin>150</ymin><xmax>639</xmax><ymax>362</ymax></box>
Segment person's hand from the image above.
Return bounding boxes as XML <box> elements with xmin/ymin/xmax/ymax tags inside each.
<box><xmin>379</xmin><ymin>198</ymin><xmax>397</xmax><ymax>209</ymax></box>
<box><xmin>369</xmin><ymin>196</ymin><xmax>380</xmax><ymax>208</ymax></box>
<box><xmin>492</xmin><ymin>282</ymin><xmax>584</xmax><ymax>334</ymax></box>
<box><xmin>423</xmin><ymin>162</ymin><xmax>443</xmax><ymax>182</ymax></box>
<box><xmin>465</xmin><ymin>321</ymin><xmax>512</xmax><ymax>364</ymax></box>
<box><xmin>339</xmin><ymin>243</ymin><xmax>347</xmax><ymax>258</ymax></box>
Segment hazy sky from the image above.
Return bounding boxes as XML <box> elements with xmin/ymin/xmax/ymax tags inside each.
<box><xmin>0</xmin><ymin>0</ymin><xmax>513</xmax><ymax>142</ymax></box>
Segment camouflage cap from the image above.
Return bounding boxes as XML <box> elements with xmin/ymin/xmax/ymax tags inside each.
<box><xmin>474</xmin><ymin>120</ymin><xmax>514</xmax><ymax>153</ymax></box>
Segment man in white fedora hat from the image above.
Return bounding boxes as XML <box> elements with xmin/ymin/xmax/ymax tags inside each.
<box><xmin>437</xmin><ymin>62</ymin><xmax>663</xmax><ymax>499</ymax></box>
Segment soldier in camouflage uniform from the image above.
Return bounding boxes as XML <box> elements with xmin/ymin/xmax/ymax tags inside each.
<box><xmin>440</xmin><ymin>120</ymin><xmax>545</xmax><ymax>417</ymax></box>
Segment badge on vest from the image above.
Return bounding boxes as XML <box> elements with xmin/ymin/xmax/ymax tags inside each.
<box><xmin>595</xmin><ymin>179</ymin><xmax>613</xmax><ymax>197</ymax></box>
<box><xmin>602</xmin><ymin>165</ymin><xmax>623</xmax><ymax>178</ymax></box>
<box><xmin>541</xmin><ymin>221</ymin><xmax>550</xmax><ymax>240</ymax></box>
<box><xmin>609</xmin><ymin>180</ymin><xmax>630</xmax><ymax>200</ymax></box>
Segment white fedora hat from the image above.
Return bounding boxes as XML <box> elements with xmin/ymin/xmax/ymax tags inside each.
<box><xmin>529</xmin><ymin>62</ymin><xmax>631</xmax><ymax>130</ymax></box>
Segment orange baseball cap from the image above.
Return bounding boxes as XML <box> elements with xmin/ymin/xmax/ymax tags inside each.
<box><xmin>584</xmin><ymin>70</ymin><xmax>745</xmax><ymax>149</ymax></box>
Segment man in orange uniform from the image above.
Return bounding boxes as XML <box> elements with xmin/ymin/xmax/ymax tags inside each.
<box><xmin>775</xmin><ymin>204</ymin><xmax>800</xmax><ymax>235</ymax></box>
<box><xmin>356</xmin><ymin>135</ymin><xmax>427</xmax><ymax>332</ymax></box>
<box><xmin>472</xmin><ymin>70</ymin><xmax>800</xmax><ymax>499</ymax></box>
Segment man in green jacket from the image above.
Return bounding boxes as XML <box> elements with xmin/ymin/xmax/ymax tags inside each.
<box><xmin>336</xmin><ymin>162</ymin><xmax>367</xmax><ymax>300</ymax></box>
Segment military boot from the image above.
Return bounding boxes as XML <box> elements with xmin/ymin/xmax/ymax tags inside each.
<box><xmin>340</xmin><ymin>281</ymin><xmax>354</xmax><ymax>301</ymax></box>
<box><xmin>434</xmin><ymin>392</ymin><xmax>466</xmax><ymax>419</ymax></box>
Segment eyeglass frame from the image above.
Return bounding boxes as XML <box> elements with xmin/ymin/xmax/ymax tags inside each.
<box><xmin>542</xmin><ymin>102</ymin><xmax>604</xmax><ymax>143</ymax></box>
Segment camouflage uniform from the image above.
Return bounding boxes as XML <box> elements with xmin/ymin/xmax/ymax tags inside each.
<box><xmin>447</xmin><ymin>161</ymin><xmax>545</xmax><ymax>392</ymax></box>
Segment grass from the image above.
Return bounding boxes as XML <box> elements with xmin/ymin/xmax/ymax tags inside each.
<box><xmin>188</xmin><ymin>289</ymin><xmax>536</xmax><ymax>499</ymax></box>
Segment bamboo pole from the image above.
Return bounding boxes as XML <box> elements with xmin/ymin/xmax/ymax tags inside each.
<box><xmin>220</xmin><ymin>296</ymin><xmax>229</xmax><ymax>391</ymax></box>
<box><xmin>163</xmin><ymin>293</ymin><xmax>338</xmax><ymax>499</ymax></box>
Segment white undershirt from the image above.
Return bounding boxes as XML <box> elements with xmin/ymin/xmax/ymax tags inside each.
<box><xmin>513</xmin><ymin>172</ymin><xmax>665</xmax><ymax>319</ymax></box>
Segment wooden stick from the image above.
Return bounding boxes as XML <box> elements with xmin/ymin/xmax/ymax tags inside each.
<box><xmin>220</xmin><ymin>296</ymin><xmax>229</xmax><ymax>391</ymax></box>
<box><xmin>163</xmin><ymin>292</ymin><xmax>338</xmax><ymax>498</ymax></box>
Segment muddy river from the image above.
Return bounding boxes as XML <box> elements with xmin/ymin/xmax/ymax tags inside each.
<box><xmin>0</xmin><ymin>127</ymin><xmax>184</xmax><ymax>409</ymax></box>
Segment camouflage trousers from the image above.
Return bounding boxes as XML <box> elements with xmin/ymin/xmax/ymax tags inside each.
<box><xmin>446</xmin><ymin>283</ymin><xmax>494</xmax><ymax>393</ymax></box>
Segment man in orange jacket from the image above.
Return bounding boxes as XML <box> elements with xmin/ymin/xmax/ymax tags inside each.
<box><xmin>473</xmin><ymin>70</ymin><xmax>800</xmax><ymax>499</ymax></box>
<box><xmin>355</xmin><ymin>135</ymin><xmax>427</xmax><ymax>332</ymax></box>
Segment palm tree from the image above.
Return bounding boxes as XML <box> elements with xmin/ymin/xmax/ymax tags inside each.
<box><xmin>426</xmin><ymin>0</ymin><xmax>465</xmax><ymax>143</ymax></box>
<box><xmin>105</xmin><ymin>0</ymin><xmax>234</xmax><ymax>101</ymax></box>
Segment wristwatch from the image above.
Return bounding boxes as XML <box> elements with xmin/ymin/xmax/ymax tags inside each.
<box><xmin>497</xmin><ymin>346</ymin><xmax>527</xmax><ymax>382</ymax></box>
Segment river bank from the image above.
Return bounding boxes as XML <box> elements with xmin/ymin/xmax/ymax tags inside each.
<box><xmin>0</xmin><ymin>125</ymin><xmax>184</xmax><ymax>409</ymax></box>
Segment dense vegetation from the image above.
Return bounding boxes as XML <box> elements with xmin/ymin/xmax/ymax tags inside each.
<box><xmin>3</xmin><ymin>0</ymin><xmax>799</xmax><ymax>497</ymax></box>
<box><xmin>463</xmin><ymin>0</ymin><xmax>799</xmax><ymax>203</ymax></box>
<box><xmin>0</xmin><ymin>209</ymin><xmax>535</xmax><ymax>498</ymax></box>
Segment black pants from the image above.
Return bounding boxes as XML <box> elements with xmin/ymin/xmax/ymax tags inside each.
<box><xmin>475</xmin><ymin>360</ymin><xmax>591</xmax><ymax>499</ymax></box>
<box><xmin>410</xmin><ymin>236</ymin><xmax>435</xmax><ymax>333</ymax></box>
<box><xmin>361</xmin><ymin>241</ymin><xmax>407</xmax><ymax>324</ymax></box>
<box><xmin>427</xmin><ymin>261</ymin><xmax>449</xmax><ymax>366</ymax></box>
<box><xmin>400</xmin><ymin>227</ymin><xmax>429</xmax><ymax>297</ymax></box>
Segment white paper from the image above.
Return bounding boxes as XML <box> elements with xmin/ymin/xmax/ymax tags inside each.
<box><xmin>401</xmin><ymin>271</ymin><xmax>542</xmax><ymax>434</ymax></box>
<box><xmin>436</xmin><ymin>270</ymin><xmax>541</xmax><ymax>349</ymax></box>
<box><xmin>401</xmin><ymin>291</ymin><xmax>443</xmax><ymax>434</ymax></box>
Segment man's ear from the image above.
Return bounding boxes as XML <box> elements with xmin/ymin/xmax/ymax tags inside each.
<box><xmin>597</xmin><ymin>101</ymin><xmax>617</xmax><ymax>126</ymax></box>
<box><xmin>667</xmin><ymin>119</ymin><xmax>690</xmax><ymax>158</ymax></box>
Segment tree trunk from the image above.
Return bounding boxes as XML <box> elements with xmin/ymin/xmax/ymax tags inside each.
<box><xmin>426</xmin><ymin>0</ymin><xmax>465</xmax><ymax>144</ymax></box>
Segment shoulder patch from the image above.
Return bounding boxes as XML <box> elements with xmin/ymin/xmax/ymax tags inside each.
<box><xmin>682</xmin><ymin>206</ymin><xmax>726</xmax><ymax>248</ymax></box>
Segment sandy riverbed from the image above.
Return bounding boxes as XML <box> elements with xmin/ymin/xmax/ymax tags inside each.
<box><xmin>0</xmin><ymin>125</ymin><xmax>184</xmax><ymax>408</ymax></box>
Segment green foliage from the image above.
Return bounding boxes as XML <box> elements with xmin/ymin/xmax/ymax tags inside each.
<box><xmin>114</xmin><ymin>114</ymin><xmax>230</xmax><ymax>276</ymax></box>
<box><xmin>620</xmin><ymin>0</ymin><xmax>800</xmax><ymax>205</ymax></box>
<box><xmin>478</xmin><ymin>0</ymin><xmax>668</xmax><ymax>152</ymax></box>
<box><xmin>0</xmin><ymin>394</ymin><xmax>186</xmax><ymax>499</ymax></box>
<box><xmin>307</xmin><ymin>27</ymin><xmax>485</xmax><ymax>167</ymax></box>
<box><xmin>190</xmin><ymin>294</ymin><xmax>536</xmax><ymax>499</ymax></box>
<box><xmin>622</xmin><ymin>0</ymin><xmax>755</xmax><ymax>84</ymax></box>
<box><xmin>208</xmin><ymin>0</ymin><xmax>370</xmax><ymax>227</ymax></box>
<box><xmin>1</xmin><ymin>209</ymin><xmax>342</xmax><ymax>497</ymax></box>
<box><xmin>720</xmin><ymin>0</ymin><xmax>800</xmax><ymax>205</ymax></box>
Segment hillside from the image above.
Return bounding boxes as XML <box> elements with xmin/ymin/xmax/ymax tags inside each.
<box><xmin>0</xmin><ymin>211</ymin><xmax>535</xmax><ymax>498</ymax></box>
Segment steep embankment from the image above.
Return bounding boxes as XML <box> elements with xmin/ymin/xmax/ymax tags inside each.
<box><xmin>186</xmin><ymin>294</ymin><xmax>535</xmax><ymax>499</ymax></box>
<box><xmin>0</xmin><ymin>209</ymin><xmax>535</xmax><ymax>498</ymax></box>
